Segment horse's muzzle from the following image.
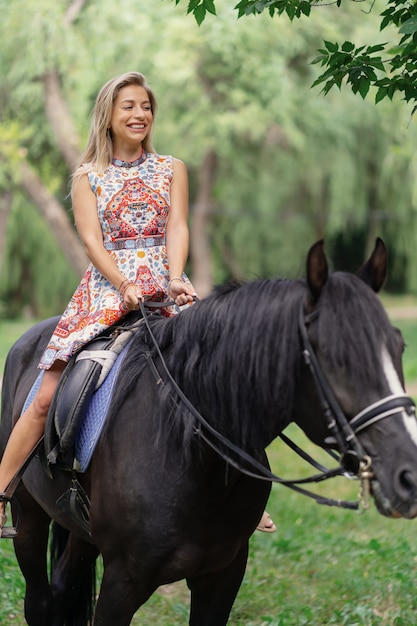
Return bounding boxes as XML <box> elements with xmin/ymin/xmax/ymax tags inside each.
<box><xmin>371</xmin><ymin>475</ymin><xmax>417</xmax><ymax>519</ymax></box>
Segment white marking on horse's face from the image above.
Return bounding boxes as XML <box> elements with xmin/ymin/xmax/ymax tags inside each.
<box><xmin>382</xmin><ymin>345</ymin><xmax>417</xmax><ymax>448</ymax></box>
<box><xmin>382</xmin><ymin>344</ymin><xmax>403</xmax><ymax>395</ymax></box>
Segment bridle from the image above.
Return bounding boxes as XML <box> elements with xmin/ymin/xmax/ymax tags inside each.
<box><xmin>299</xmin><ymin>305</ymin><xmax>416</xmax><ymax>473</ymax></box>
<box><xmin>139</xmin><ymin>299</ymin><xmax>416</xmax><ymax>512</ymax></box>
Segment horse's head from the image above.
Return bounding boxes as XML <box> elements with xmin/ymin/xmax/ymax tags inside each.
<box><xmin>297</xmin><ymin>238</ymin><xmax>417</xmax><ymax>519</ymax></box>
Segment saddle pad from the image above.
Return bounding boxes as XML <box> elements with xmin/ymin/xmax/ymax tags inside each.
<box><xmin>75</xmin><ymin>343</ymin><xmax>130</xmax><ymax>472</ymax></box>
<box><xmin>21</xmin><ymin>344</ymin><xmax>130</xmax><ymax>474</ymax></box>
<box><xmin>22</xmin><ymin>371</ymin><xmax>45</xmax><ymax>414</ymax></box>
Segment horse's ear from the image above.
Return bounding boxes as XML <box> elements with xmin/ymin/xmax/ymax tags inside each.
<box><xmin>306</xmin><ymin>240</ymin><xmax>328</xmax><ymax>301</ymax></box>
<box><xmin>356</xmin><ymin>237</ymin><xmax>387</xmax><ymax>293</ymax></box>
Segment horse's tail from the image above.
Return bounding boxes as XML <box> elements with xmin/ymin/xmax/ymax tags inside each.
<box><xmin>50</xmin><ymin>521</ymin><xmax>97</xmax><ymax>625</ymax></box>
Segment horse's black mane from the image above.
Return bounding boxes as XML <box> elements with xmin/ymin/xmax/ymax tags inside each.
<box><xmin>114</xmin><ymin>278</ymin><xmax>305</xmax><ymax>455</ymax></box>
<box><xmin>112</xmin><ymin>271</ymin><xmax>396</xmax><ymax>458</ymax></box>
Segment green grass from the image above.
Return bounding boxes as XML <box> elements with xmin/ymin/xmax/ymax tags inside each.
<box><xmin>1</xmin><ymin>309</ymin><xmax>417</xmax><ymax>625</ymax></box>
<box><xmin>399</xmin><ymin>319</ymin><xmax>417</xmax><ymax>383</ymax></box>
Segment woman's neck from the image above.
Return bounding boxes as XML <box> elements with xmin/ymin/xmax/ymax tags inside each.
<box><xmin>112</xmin><ymin>146</ymin><xmax>144</xmax><ymax>163</ymax></box>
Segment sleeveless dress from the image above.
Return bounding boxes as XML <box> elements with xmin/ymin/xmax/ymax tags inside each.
<box><xmin>38</xmin><ymin>152</ymin><xmax>192</xmax><ymax>370</ymax></box>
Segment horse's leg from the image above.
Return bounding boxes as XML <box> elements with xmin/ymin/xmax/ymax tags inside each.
<box><xmin>92</xmin><ymin>558</ymin><xmax>155</xmax><ymax>626</ymax></box>
<box><xmin>12</xmin><ymin>485</ymin><xmax>53</xmax><ymax>626</ymax></box>
<box><xmin>50</xmin><ymin>530</ymin><xmax>99</xmax><ymax>626</ymax></box>
<box><xmin>187</xmin><ymin>542</ymin><xmax>249</xmax><ymax>626</ymax></box>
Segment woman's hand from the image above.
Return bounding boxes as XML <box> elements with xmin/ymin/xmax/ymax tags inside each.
<box><xmin>168</xmin><ymin>278</ymin><xmax>197</xmax><ymax>307</ymax></box>
<box><xmin>123</xmin><ymin>284</ymin><xmax>143</xmax><ymax>310</ymax></box>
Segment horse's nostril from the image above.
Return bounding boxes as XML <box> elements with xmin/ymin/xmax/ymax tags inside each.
<box><xmin>397</xmin><ymin>469</ymin><xmax>417</xmax><ymax>498</ymax></box>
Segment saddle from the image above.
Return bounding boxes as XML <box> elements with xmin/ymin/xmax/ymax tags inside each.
<box><xmin>44</xmin><ymin>313</ymin><xmax>144</xmax><ymax>470</ymax></box>
<box><xmin>16</xmin><ymin>308</ymin><xmax>161</xmax><ymax>537</ymax></box>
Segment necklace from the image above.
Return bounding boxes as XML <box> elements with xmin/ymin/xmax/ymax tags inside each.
<box><xmin>112</xmin><ymin>150</ymin><xmax>147</xmax><ymax>168</ymax></box>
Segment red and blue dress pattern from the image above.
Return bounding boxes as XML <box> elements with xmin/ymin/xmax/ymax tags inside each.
<box><xmin>39</xmin><ymin>153</ymin><xmax>190</xmax><ymax>370</ymax></box>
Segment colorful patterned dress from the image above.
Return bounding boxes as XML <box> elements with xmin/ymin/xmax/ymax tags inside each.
<box><xmin>39</xmin><ymin>152</ymin><xmax>191</xmax><ymax>370</ymax></box>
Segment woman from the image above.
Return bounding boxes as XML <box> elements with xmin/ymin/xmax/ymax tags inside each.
<box><xmin>0</xmin><ymin>71</ymin><xmax>275</xmax><ymax>536</ymax></box>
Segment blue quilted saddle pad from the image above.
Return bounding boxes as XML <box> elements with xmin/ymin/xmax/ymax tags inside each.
<box><xmin>75</xmin><ymin>343</ymin><xmax>130</xmax><ymax>472</ymax></box>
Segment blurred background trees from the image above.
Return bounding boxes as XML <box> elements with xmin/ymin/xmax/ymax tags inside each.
<box><xmin>1</xmin><ymin>0</ymin><xmax>417</xmax><ymax>319</ymax></box>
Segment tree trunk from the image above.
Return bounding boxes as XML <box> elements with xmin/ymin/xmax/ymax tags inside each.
<box><xmin>42</xmin><ymin>1</ymin><xmax>86</xmax><ymax>171</ymax></box>
<box><xmin>190</xmin><ymin>149</ymin><xmax>218</xmax><ymax>297</ymax></box>
<box><xmin>19</xmin><ymin>160</ymin><xmax>88</xmax><ymax>276</ymax></box>
<box><xmin>43</xmin><ymin>69</ymin><xmax>81</xmax><ymax>171</ymax></box>
<box><xmin>65</xmin><ymin>0</ymin><xmax>88</xmax><ymax>24</ymax></box>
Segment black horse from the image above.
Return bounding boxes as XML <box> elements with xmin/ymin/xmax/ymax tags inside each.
<box><xmin>2</xmin><ymin>239</ymin><xmax>417</xmax><ymax>625</ymax></box>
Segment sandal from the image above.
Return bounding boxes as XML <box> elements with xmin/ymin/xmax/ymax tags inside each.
<box><xmin>0</xmin><ymin>494</ymin><xmax>18</xmax><ymax>539</ymax></box>
<box><xmin>256</xmin><ymin>511</ymin><xmax>276</xmax><ymax>533</ymax></box>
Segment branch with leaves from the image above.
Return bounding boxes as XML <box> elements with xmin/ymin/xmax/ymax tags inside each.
<box><xmin>172</xmin><ymin>0</ymin><xmax>417</xmax><ymax>105</ymax></box>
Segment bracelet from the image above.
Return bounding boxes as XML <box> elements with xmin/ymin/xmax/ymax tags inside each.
<box><xmin>118</xmin><ymin>278</ymin><xmax>130</xmax><ymax>292</ymax></box>
<box><xmin>168</xmin><ymin>276</ymin><xmax>184</xmax><ymax>289</ymax></box>
<box><xmin>120</xmin><ymin>282</ymin><xmax>136</xmax><ymax>297</ymax></box>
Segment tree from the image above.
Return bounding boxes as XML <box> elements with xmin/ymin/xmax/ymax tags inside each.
<box><xmin>2</xmin><ymin>0</ymin><xmax>417</xmax><ymax>320</ymax></box>
<box><xmin>0</xmin><ymin>0</ymin><xmax>89</xmax><ymax>279</ymax></box>
<box><xmin>172</xmin><ymin>0</ymin><xmax>417</xmax><ymax>106</ymax></box>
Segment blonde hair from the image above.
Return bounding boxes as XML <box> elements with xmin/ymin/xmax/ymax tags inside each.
<box><xmin>74</xmin><ymin>72</ymin><xmax>157</xmax><ymax>177</ymax></box>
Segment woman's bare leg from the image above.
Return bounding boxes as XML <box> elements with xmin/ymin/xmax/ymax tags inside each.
<box><xmin>0</xmin><ymin>362</ymin><xmax>66</xmax><ymax>528</ymax></box>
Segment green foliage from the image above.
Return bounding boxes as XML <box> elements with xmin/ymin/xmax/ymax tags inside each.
<box><xmin>175</xmin><ymin>0</ymin><xmax>417</xmax><ymax>106</ymax></box>
<box><xmin>0</xmin><ymin>197</ymin><xmax>78</xmax><ymax>319</ymax></box>
<box><xmin>234</xmin><ymin>0</ymin><xmax>314</xmax><ymax>20</ymax></box>
<box><xmin>311</xmin><ymin>41</ymin><xmax>386</xmax><ymax>100</ymax></box>
<box><xmin>3</xmin><ymin>0</ymin><xmax>417</xmax><ymax>305</ymax></box>
<box><xmin>173</xmin><ymin>0</ymin><xmax>217</xmax><ymax>24</ymax></box>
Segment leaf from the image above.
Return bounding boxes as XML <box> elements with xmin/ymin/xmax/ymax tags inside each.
<box><xmin>324</xmin><ymin>40</ymin><xmax>338</xmax><ymax>53</ymax></box>
<box><xmin>341</xmin><ymin>41</ymin><xmax>355</xmax><ymax>53</ymax></box>
<box><xmin>188</xmin><ymin>0</ymin><xmax>201</xmax><ymax>10</ymax></box>
<box><xmin>380</xmin><ymin>14</ymin><xmax>392</xmax><ymax>31</ymax></box>
<box><xmin>300</xmin><ymin>2</ymin><xmax>311</xmax><ymax>17</ymax></box>
<box><xmin>357</xmin><ymin>76</ymin><xmax>370</xmax><ymax>99</ymax></box>
<box><xmin>286</xmin><ymin>4</ymin><xmax>296</xmax><ymax>21</ymax></box>
<box><xmin>311</xmin><ymin>54</ymin><xmax>328</xmax><ymax>66</ymax></box>
<box><xmin>375</xmin><ymin>86</ymin><xmax>387</xmax><ymax>104</ymax></box>
<box><xmin>387</xmin><ymin>83</ymin><xmax>396</xmax><ymax>99</ymax></box>
<box><xmin>366</xmin><ymin>44</ymin><xmax>386</xmax><ymax>54</ymax></box>
<box><xmin>203</xmin><ymin>0</ymin><xmax>217</xmax><ymax>15</ymax></box>
<box><xmin>369</xmin><ymin>58</ymin><xmax>385</xmax><ymax>72</ymax></box>
<box><xmin>193</xmin><ymin>4</ymin><xmax>206</xmax><ymax>24</ymax></box>
<box><xmin>399</xmin><ymin>16</ymin><xmax>417</xmax><ymax>35</ymax></box>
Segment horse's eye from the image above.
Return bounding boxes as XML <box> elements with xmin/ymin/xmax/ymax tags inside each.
<box><xmin>392</xmin><ymin>326</ymin><xmax>405</xmax><ymax>354</ymax></box>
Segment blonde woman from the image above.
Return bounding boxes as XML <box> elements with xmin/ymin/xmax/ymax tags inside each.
<box><xmin>0</xmin><ymin>71</ymin><xmax>196</xmax><ymax>536</ymax></box>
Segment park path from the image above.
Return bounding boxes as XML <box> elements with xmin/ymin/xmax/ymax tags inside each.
<box><xmin>385</xmin><ymin>306</ymin><xmax>417</xmax><ymax>320</ymax></box>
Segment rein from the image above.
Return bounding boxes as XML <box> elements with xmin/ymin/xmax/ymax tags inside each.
<box><xmin>139</xmin><ymin>298</ymin><xmax>415</xmax><ymax>512</ymax></box>
<box><xmin>139</xmin><ymin>301</ymin><xmax>358</xmax><ymax>509</ymax></box>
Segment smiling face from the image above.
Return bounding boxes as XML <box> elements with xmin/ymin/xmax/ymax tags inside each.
<box><xmin>110</xmin><ymin>84</ymin><xmax>154</xmax><ymax>157</ymax></box>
